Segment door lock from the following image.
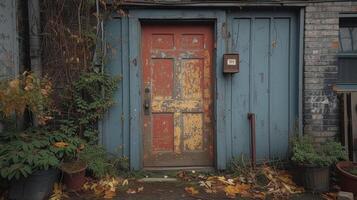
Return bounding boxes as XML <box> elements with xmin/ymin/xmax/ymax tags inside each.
<box><xmin>144</xmin><ymin>87</ymin><xmax>151</xmax><ymax>115</ymax></box>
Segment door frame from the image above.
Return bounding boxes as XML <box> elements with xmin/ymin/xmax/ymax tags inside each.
<box><xmin>124</xmin><ymin>8</ymin><xmax>304</xmax><ymax>170</ymax></box>
<box><xmin>127</xmin><ymin>9</ymin><xmax>227</xmax><ymax>170</ymax></box>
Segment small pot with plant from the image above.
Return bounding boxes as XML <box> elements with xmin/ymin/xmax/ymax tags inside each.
<box><xmin>60</xmin><ymin>159</ymin><xmax>87</xmax><ymax>191</ymax></box>
<box><xmin>336</xmin><ymin>161</ymin><xmax>357</xmax><ymax>194</ymax></box>
<box><xmin>59</xmin><ymin>143</ymin><xmax>119</xmax><ymax>191</ymax></box>
<box><xmin>54</xmin><ymin>127</ymin><xmax>87</xmax><ymax>191</ymax></box>
<box><xmin>291</xmin><ymin>135</ymin><xmax>347</xmax><ymax>192</ymax></box>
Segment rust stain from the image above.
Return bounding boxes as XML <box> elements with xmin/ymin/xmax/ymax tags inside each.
<box><xmin>183</xmin><ymin>114</ymin><xmax>203</xmax><ymax>151</ymax></box>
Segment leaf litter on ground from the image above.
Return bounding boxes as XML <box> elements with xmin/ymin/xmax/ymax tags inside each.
<box><xmin>178</xmin><ymin>164</ymin><xmax>304</xmax><ymax>199</ymax></box>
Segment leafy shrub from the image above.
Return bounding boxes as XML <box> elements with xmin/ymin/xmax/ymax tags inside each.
<box><xmin>78</xmin><ymin>145</ymin><xmax>113</xmax><ymax>178</ymax></box>
<box><xmin>61</xmin><ymin>72</ymin><xmax>120</xmax><ymax>144</ymax></box>
<box><xmin>291</xmin><ymin>135</ymin><xmax>347</xmax><ymax>167</ymax></box>
<box><xmin>0</xmin><ymin>128</ymin><xmax>82</xmax><ymax>180</ymax></box>
<box><xmin>0</xmin><ymin>133</ymin><xmax>57</xmax><ymax>180</ymax></box>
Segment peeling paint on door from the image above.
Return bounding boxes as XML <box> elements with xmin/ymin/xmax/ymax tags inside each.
<box><xmin>142</xmin><ymin>24</ymin><xmax>214</xmax><ymax>167</ymax></box>
<box><xmin>183</xmin><ymin>113</ymin><xmax>203</xmax><ymax>151</ymax></box>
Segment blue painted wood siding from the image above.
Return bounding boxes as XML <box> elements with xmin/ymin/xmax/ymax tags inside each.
<box><xmin>226</xmin><ymin>11</ymin><xmax>298</xmax><ymax>162</ymax></box>
<box><xmin>101</xmin><ymin>9</ymin><xmax>299</xmax><ymax>169</ymax></box>
<box><xmin>100</xmin><ymin>17</ymin><xmax>130</xmax><ymax>158</ymax></box>
<box><xmin>0</xmin><ymin>0</ymin><xmax>19</xmax><ymax>80</ymax></box>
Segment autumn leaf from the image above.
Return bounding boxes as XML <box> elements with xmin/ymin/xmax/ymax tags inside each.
<box><xmin>126</xmin><ymin>188</ymin><xmax>137</xmax><ymax>194</ymax></box>
<box><xmin>224</xmin><ymin>183</ymin><xmax>251</xmax><ymax>199</ymax></box>
<box><xmin>49</xmin><ymin>183</ymin><xmax>68</xmax><ymax>200</ymax></box>
<box><xmin>103</xmin><ymin>190</ymin><xmax>117</xmax><ymax>199</ymax></box>
<box><xmin>53</xmin><ymin>142</ymin><xmax>68</xmax><ymax>148</ymax></box>
<box><xmin>199</xmin><ymin>180</ymin><xmax>213</xmax><ymax>189</ymax></box>
<box><xmin>137</xmin><ymin>186</ymin><xmax>144</xmax><ymax>192</ymax></box>
<box><xmin>122</xmin><ymin>179</ymin><xmax>129</xmax><ymax>186</ymax></box>
<box><xmin>185</xmin><ymin>187</ymin><xmax>199</xmax><ymax>196</ymax></box>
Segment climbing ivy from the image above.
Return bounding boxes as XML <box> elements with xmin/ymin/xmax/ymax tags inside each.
<box><xmin>61</xmin><ymin>71</ymin><xmax>120</xmax><ymax>144</ymax></box>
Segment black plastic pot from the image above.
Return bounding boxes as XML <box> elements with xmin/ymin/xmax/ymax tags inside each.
<box><xmin>9</xmin><ymin>169</ymin><xmax>58</xmax><ymax>200</ymax></box>
<box><xmin>302</xmin><ymin>165</ymin><xmax>330</xmax><ymax>192</ymax></box>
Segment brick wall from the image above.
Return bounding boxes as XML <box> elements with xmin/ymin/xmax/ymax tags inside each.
<box><xmin>304</xmin><ymin>1</ymin><xmax>357</xmax><ymax>142</ymax></box>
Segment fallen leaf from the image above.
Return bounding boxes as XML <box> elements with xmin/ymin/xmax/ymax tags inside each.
<box><xmin>104</xmin><ymin>190</ymin><xmax>116</xmax><ymax>199</ymax></box>
<box><xmin>224</xmin><ymin>183</ymin><xmax>251</xmax><ymax>199</ymax></box>
<box><xmin>185</xmin><ymin>187</ymin><xmax>199</xmax><ymax>195</ymax></box>
<box><xmin>205</xmin><ymin>188</ymin><xmax>217</xmax><ymax>193</ymax></box>
<box><xmin>126</xmin><ymin>188</ymin><xmax>136</xmax><ymax>194</ymax></box>
<box><xmin>122</xmin><ymin>179</ymin><xmax>129</xmax><ymax>186</ymax></box>
<box><xmin>49</xmin><ymin>183</ymin><xmax>68</xmax><ymax>200</ymax></box>
<box><xmin>137</xmin><ymin>186</ymin><xmax>144</xmax><ymax>192</ymax></box>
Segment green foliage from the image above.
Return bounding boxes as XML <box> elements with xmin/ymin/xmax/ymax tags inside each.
<box><xmin>62</xmin><ymin>71</ymin><xmax>120</xmax><ymax>144</ymax></box>
<box><xmin>0</xmin><ymin>128</ymin><xmax>83</xmax><ymax>180</ymax></box>
<box><xmin>0</xmin><ymin>131</ymin><xmax>54</xmax><ymax>180</ymax></box>
<box><xmin>77</xmin><ymin>145</ymin><xmax>131</xmax><ymax>178</ymax></box>
<box><xmin>78</xmin><ymin>145</ymin><xmax>113</xmax><ymax>178</ymax></box>
<box><xmin>291</xmin><ymin>135</ymin><xmax>347</xmax><ymax>167</ymax></box>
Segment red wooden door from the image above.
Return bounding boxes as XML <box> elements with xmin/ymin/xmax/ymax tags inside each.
<box><xmin>142</xmin><ymin>24</ymin><xmax>214</xmax><ymax>167</ymax></box>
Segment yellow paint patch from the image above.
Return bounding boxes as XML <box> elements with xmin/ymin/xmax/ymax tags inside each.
<box><xmin>174</xmin><ymin>112</ymin><xmax>181</xmax><ymax>153</ymax></box>
<box><xmin>152</xmin><ymin>99</ymin><xmax>202</xmax><ymax>113</ymax></box>
<box><xmin>183</xmin><ymin>113</ymin><xmax>203</xmax><ymax>151</ymax></box>
<box><xmin>182</xmin><ymin>59</ymin><xmax>202</xmax><ymax>100</ymax></box>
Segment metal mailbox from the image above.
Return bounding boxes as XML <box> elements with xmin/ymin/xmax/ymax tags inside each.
<box><xmin>223</xmin><ymin>53</ymin><xmax>239</xmax><ymax>73</ymax></box>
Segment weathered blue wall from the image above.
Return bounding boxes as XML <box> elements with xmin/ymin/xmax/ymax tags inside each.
<box><xmin>100</xmin><ymin>17</ymin><xmax>130</xmax><ymax>158</ymax></box>
<box><xmin>101</xmin><ymin>9</ymin><xmax>300</xmax><ymax>169</ymax></box>
<box><xmin>0</xmin><ymin>0</ymin><xmax>19</xmax><ymax>79</ymax></box>
<box><xmin>225</xmin><ymin>11</ymin><xmax>298</xmax><ymax>163</ymax></box>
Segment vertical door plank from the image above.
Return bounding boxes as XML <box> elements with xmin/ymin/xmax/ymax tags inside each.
<box><xmin>269</xmin><ymin>18</ymin><xmax>290</xmax><ymax>159</ymax></box>
<box><xmin>251</xmin><ymin>18</ymin><xmax>270</xmax><ymax>160</ymax></box>
<box><xmin>231</xmin><ymin>18</ymin><xmax>252</xmax><ymax>158</ymax></box>
<box><xmin>101</xmin><ymin>18</ymin><xmax>124</xmax><ymax>156</ymax></box>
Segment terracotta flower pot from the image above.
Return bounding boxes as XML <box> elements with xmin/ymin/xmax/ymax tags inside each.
<box><xmin>61</xmin><ymin>160</ymin><xmax>87</xmax><ymax>191</ymax></box>
<box><xmin>336</xmin><ymin>161</ymin><xmax>357</xmax><ymax>195</ymax></box>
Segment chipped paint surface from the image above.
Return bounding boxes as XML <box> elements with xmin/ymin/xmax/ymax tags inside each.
<box><xmin>183</xmin><ymin>113</ymin><xmax>203</xmax><ymax>151</ymax></box>
<box><xmin>152</xmin><ymin>114</ymin><xmax>174</xmax><ymax>151</ymax></box>
<box><xmin>173</xmin><ymin>112</ymin><xmax>181</xmax><ymax>153</ymax></box>
<box><xmin>182</xmin><ymin>59</ymin><xmax>203</xmax><ymax>99</ymax></box>
<box><xmin>142</xmin><ymin>24</ymin><xmax>214</xmax><ymax>167</ymax></box>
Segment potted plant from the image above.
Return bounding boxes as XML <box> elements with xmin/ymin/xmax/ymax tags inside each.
<box><xmin>336</xmin><ymin>161</ymin><xmax>357</xmax><ymax>194</ymax></box>
<box><xmin>291</xmin><ymin>135</ymin><xmax>347</xmax><ymax>192</ymax></box>
<box><xmin>0</xmin><ymin>129</ymin><xmax>59</xmax><ymax>200</ymax></box>
<box><xmin>59</xmin><ymin>142</ymin><xmax>120</xmax><ymax>191</ymax></box>
<box><xmin>0</xmin><ymin>73</ymin><xmax>60</xmax><ymax>199</ymax></box>
<box><xmin>48</xmin><ymin>123</ymin><xmax>87</xmax><ymax>191</ymax></box>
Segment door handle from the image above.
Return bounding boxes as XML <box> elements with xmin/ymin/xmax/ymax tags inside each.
<box><xmin>144</xmin><ymin>87</ymin><xmax>151</xmax><ymax>115</ymax></box>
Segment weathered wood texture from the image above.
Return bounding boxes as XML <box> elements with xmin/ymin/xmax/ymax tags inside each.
<box><xmin>102</xmin><ymin>9</ymin><xmax>299</xmax><ymax>169</ymax></box>
<box><xmin>227</xmin><ymin>11</ymin><xmax>298</xmax><ymax>162</ymax></box>
<box><xmin>100</xmin><ymin>17</ymin><xmax>130</xmax><ymax>158</ymax></box>
<box><xmin>141</xmin><ymin>24</ymin><xmax>214</xmax><ymax>167</ymax></box>
<box><xmin>0</xmin><ymin>0</ymin><xmax>19</xmax><ymax>80</ymax></box>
